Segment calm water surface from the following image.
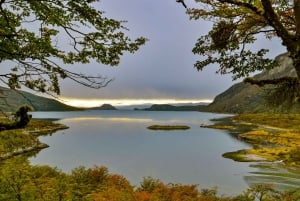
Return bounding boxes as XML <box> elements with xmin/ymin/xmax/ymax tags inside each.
<box><xmin>29</xmin><ymin>110</ymin><xmax>300</xmax><ymax>195</ymax></box>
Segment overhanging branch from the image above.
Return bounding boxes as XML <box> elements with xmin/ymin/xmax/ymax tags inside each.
<box><xmin>244</xmin><ymin>77</ymin><xmax>299</xmax><ymax>86</ymax></box>
<box><xmin>218</xmin><ymin>0</ymin><xmax>263</xmax><ymax>16</ymax></box>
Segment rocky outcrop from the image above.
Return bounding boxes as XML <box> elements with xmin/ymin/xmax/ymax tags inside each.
<box><xmin>206</xmin><ymin>53</ymin><xmax>299</xmax><ymax>113</ymax></box>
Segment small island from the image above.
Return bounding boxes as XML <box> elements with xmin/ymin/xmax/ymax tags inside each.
<box><xmin>147</xmin><ymin>125</ymin><xmax>190</xmax><ymax>130</ymax></box>
<box><xmin>90</xmin><ymin>104</ymin><xmax>117</xmax><ymax>110</ymax></box>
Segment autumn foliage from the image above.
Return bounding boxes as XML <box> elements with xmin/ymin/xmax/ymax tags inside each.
<box><xmin>0</xmin><ymin>157</ymin><xmax>299</xmax><ymax>201</ymax></box>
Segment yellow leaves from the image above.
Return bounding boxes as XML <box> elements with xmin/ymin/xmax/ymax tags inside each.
<box><xmin>241</xmin><ymin>129</ymin><xmax>300</xmax><ymax>163</ymax></box>
<box><xmin>212</xmin><ymin>114</ymin><xmax>300</xmax><ymax>164</ymax></box>
<box><xmin>232</xmin><ymin>113</ymin><xmax>300</xmax><ymax>130</ymax></box>
<box><xmin>236</xmin><ymin>14</ymin><xmax>266</xmax><ymax>32</ymax></box>
<box><xmin>241</xmin><ymin>130</ymin><xmax>270</xmax><ymax>140</ymax></box>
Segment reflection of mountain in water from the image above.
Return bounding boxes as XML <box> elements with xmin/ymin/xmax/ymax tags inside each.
<box><xmin>244</xmin><ymin>163</ymin><xmax>300</xmax><ymax>191</ymax></box>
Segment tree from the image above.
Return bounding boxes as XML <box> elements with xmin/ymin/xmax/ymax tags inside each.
<box><xmin>186</xmin><ymin>0</ymin><xmax>299</xmax><ymax>83</ymax></box>
<box><xmin>0</xmin><ymin>157</ymin><xmax>34</xmax><ymax>201</ymax></box>
<box><xmin>0</xmin><ymin>105</ymin><xmax>32</xmax><ymax>130</ymax></box>
<box><xmin>13</xmin><ymin>105</ymin><xmax>32</xmax><ymax>128</ymax></box>
<box><xmin>0</xmin><ymin>0</ymin><xmax>146</xmax><ymax>95</ymax></box>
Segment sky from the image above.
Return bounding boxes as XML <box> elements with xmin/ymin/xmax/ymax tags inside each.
<box><xmin>58</xmin><ymin>0</ymin><xmax>286</xmax><ymax>108</ymax></box>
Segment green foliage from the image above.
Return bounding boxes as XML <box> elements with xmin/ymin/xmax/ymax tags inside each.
<box><xmin>0</xmin><ymin>118</ymin><xmax>67</xmax><ymax>159</ymax></box>
<box><xmin>0</xmin><ymin>157</ymin><xmax>34</xmax><ymax>201</ymax></box>
<box><xmin>138</xmin><ymin>177</ymin><xmax>162</xmax><ymax>193</ymax></box>
<box><xmin>13</xmin><ymin>105</ymin><xmax>32</xmax><ymax>128</ymax></box>
<box><xmin>0</xmin><ymin>0</ymin><xmax>147</xmax><ymax>95</ymax></box>
<box><xmin>233</xmin><ymin>184</ymin><xmax>300</xmax><ymax>201</ymax></box>
<box><xmin>211</xmin><ymin>113</ymin><xmax>300</xmax><ymax>165</ymax></box>
<box><xmin>0</xmin><ymin>105</ymin><xmax>32</xmax><ymax>131</ymax></box>
<box><xmin>147</xmin><ymin>125</ymin><xmax>190</xmax><ymax>130</ymax></box>
<box><xmin>188</xmin><ymin>0</ymin><xmax>297</xmax><ymax>80</ymax></box>
<box><xmin>286</xmin><ymin>147</ymin><xmax>300</xmax><ymax>163</ymax></box>
<box><xmin>69</xmin><ymin>166</ymin><xmax>109</xmax><ymax>200</ymax></box>
<box><xmin>0</xmin><ymin>129</ymin><xmax>35</xmax><ymax>153</ymax></box>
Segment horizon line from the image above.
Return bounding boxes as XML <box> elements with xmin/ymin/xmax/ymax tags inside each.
<box><xmin>60</xmin><ymin>98</ymin><xmax>213</xmax><ymax>108</ymax></box>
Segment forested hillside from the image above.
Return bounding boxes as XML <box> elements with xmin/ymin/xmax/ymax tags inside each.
<box><xmin>0</xmin><ymin>87</ymin><xmax>78</xmax><ymax>112</ymax></box>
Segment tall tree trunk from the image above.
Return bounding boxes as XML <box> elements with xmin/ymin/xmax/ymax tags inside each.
<box><xmin>294</xmin><ymin>0</ymin><xmax>300</xmax><ymax>80</ymax></box>
<box><xmin>293</xmin><ymin>56</ymin><xmax>300</xmax><ymax>80</ymax></box>
<box><xmin>294</xmin><ymin>0</ymin><xmax>300</xmax><ymax>37</ymax></box>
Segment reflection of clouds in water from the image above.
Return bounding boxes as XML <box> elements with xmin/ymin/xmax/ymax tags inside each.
<box><xmin>60</xmin><ymin>117</ymin><xmax>153</xmax><ymax>123</ymax></box>
<box><xmin>160</xmin><ymin>119</ymin><xmax>212</xmax><ymax>126</ymax></box>
<box><xmin>30</xmin><ymin>111</ymin><xmax>253</xmax><ymax>195</ymax></box>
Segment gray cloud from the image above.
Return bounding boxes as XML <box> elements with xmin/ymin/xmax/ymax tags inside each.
<box><xmin>59</xmin><ymin>0</ymin><xmax>285</xmax><ymax>102</ymax></box>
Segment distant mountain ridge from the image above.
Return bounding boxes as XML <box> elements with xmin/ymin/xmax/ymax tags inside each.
<box><xmin>90</xmin><ymin>104</ymin><xmax>117</xmax><ymax>110</ymax></box>
<box><xmin>0</xmin><ymin>87</ymin><xmax>78</xmax><ymax>112</ymax></box>
<box><xmin>135</xmin><ymin>104</ymin><xmax>207</xmax><ymax>111</ymax></box>
<box><xmin>205</xmin><ymin>53</ymin><xmax>300</xmax><ymax>113</ymax></box>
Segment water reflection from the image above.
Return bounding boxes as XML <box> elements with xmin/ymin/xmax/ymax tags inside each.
<box><xmin>244</xmin><ymin>163</ymin><xmax>300</xmax><ymax>191</ymax></box>
<box><xmin>29</xmin><ymin>110</ymin><xmax>300</xmax><ymax>195</ymax></box>
<box><xmin>61</xmin><ymin>116</ymin><xmax>153</xmax><ymax>123</ymax></box>
<box><xmin>215</xmin><ymin>121</ymin><xmax>300</xmax><ymax>192</ymax></box>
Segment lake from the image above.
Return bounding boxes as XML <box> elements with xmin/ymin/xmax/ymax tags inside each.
<box><xmin>30</xmin><ymin>110</ymin><xmax>300</xmax><ymax>195</ymax></box>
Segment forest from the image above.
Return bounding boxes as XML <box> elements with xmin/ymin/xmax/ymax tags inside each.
<box><xmin>0</xmin><ymin>156</ymin><xmax>299</xmax><ymax>201</ymax></box>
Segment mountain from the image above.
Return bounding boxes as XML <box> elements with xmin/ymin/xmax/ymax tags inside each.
<box><xmin>135</xmin><ymin>104</ymin><xmax>207</xmax><ymax>111</ymax></box>
<box><xmin>0</xmin><ymin>87</ymin><xmax>79</xmax><ymax>112</ymax></box>
<box><xmin>206</xmin><ymin>53</ymin><xmax>300</xmax><ymax>113</ymax></box>
<box><xmin>90</xmin><ymin>104</ymin><xmax>117</xmax><ymax>110</ymax></box>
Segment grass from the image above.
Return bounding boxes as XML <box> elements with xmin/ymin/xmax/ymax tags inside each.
<box><xmin>147</xmin><ymin>125</ymin><xmax>190</xmax><ymax>130</ymax></box>
<box><xmin>201</xmin><ymin>124</ymin><xmax>235</xmax><ymax>130</ymax></box>
<box><xmin>209</xmin><ymin>114</ymin><xmax>300</xmax><ymax>166</ymax></box>
<box><xmin>0</xmin><ymin>118</ymin><xmax>68</xmax><ymax>159</ymax></box>
<box><xmin>222</xmin><ymin>150</ymin><xmax>253</xmax><ymax>162</ymax></box>
<box><xmin>232</xmin><ymin>113</ymin><xmax>300</xmax><ymax>130</ymax></box>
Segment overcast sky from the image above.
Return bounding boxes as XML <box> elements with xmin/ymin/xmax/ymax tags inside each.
<box><xmin>59</xmin><ymin>0</ymin><xmax>286</xmax><ymax>107</ymax></box>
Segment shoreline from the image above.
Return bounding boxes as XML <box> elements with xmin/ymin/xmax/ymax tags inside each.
<box><xmin>0</xmin><ymin>119</ymin><xmax>68</xmax><ymax>161</ymax></box>
<box><xmin>205</xmin><ymin>114</ymin><xmax>300</xmax><ymax>167</ymax></box>
<box><xmin>3</xmin><ymin>113</ymin><xmax>299</xmax><ymax>166</ymax></box>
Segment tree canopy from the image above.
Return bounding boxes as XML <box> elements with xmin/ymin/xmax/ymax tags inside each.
<box><xmin>0</xmin><ymin>0</ymin><xmax>146</xmax><ymax>95</ymax></box>
<box><xmin>186</xmin><ymin>0</ymin><xmax>299</xmax><ymax>82</ymax></box>
<box><xmin>1</xmin><ymin>157</ymin><xmax>299</xmax><ymax>201</ymax></box>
